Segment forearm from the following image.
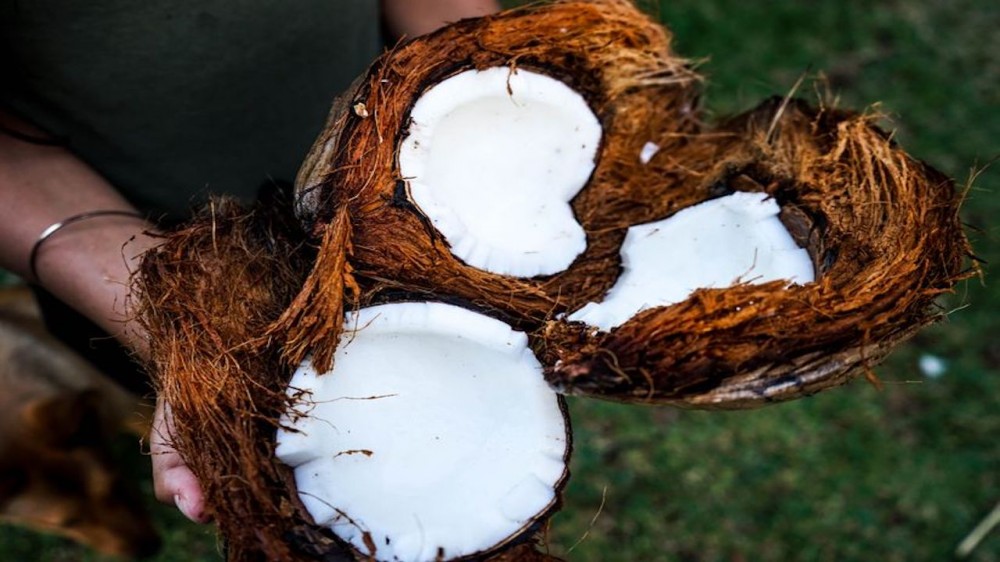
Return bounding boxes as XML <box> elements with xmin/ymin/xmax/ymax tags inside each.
<box><xmin>381</xmin><ymin>0</ymin><xmax>500</xmax><ymax>39</ymax></box>
<box><xmin>0</xmin><ymin>112</ymin><xmax>157</xmax><ymax>354</ymax></box>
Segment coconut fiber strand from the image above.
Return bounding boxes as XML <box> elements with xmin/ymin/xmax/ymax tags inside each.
<box><xmin>133</xmin><ymin>1</ymin><xmax>971</xmax><ymax>560</ymax></box>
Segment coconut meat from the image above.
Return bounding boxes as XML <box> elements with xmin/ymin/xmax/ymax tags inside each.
<box><xmin>569</xmin><ymin>191</ymin><xmax>816</xmax><ymax>331</ymax></box>
<box><xmin>275</xmin><ymin>302</ymin><xmax>569</xmax><ymax>562</ymax></box>
<box><xmin>398</xmin><ymin>67</ymin><xmax>601</xmax><ymax>277</ymax></box>
<box><xmin>639</xmin><ymin>141</ymin><xmax>660</xmax><ymax>164</ymax></box>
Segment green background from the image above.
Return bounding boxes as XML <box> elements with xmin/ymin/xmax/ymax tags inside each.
<box><xmin>1</xmin><ymin>1</ymin><xmax>997</xmax><ymax>560</ymax></box>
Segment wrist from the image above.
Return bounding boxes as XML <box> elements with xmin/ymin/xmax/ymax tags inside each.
<box><xmin>29</xmin><ymin>210</ymin><xmax>148</xmax><ymax>283</ymax></box>
<box><xmin>31</xmin><ymin>211</ymin><xmax>160</xmax><ymax>357</ymax></box>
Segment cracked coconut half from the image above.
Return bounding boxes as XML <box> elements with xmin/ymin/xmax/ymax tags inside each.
<box><xmin>293</xmin><ymin>0</ymin><xmax>701</xmax><ymax>331</ymax></box>
<box><xmin>541</xmin><ymin>99</ymin><xmax>972</xmax><ymax>407</ymax></box>
<box><xmin>276</xmin><ymin>302</ymin><xmax>570</xmax><ymax>562</ymax></box>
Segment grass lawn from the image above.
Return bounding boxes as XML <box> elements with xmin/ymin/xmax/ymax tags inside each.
<box><xmin>2</xmin><ymin>1</ymin><xmax>997</xmax><ymax>560</ymax></box>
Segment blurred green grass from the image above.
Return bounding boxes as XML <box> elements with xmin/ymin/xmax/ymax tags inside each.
<box><xmin>2</xmin><ymin>1</ymin><xmax>997</xmax><ymax>560</ymax></box>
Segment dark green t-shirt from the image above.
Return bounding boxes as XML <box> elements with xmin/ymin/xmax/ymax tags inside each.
<box><xmin>1</xmin><ymin>0</ymin><xmax>380</xmax><ymax>220</ymax></box>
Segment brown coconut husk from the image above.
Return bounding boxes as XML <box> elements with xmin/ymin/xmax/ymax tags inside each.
<box><xmin>134</xmin><ymin>196</ymin><xmax>358</xmax><ymax>561</ymax></box>
<box><xmin>540</xmin><ymin>97</ymin><xmax>974</xmax><ymax>407</ymax></box>
<box><xmin>293</xmin><ymin>0</ymin><xmax>701</xmax><ymax>354</ymax></box>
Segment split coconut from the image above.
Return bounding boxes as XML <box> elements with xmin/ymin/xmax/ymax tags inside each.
<box><xmin>132</xmin><ymin>2</ymin><xmax>973</xmax><ymax>561</ymax></box>
<box><xmin>567</xmin><ymin>191</ymin><xmax>816</xmax><ymax>331</ymax></box>
<box><xmin>397</xmin><ymin>67</ymin><xmax>602</xmax><ymax>277</ymax></box>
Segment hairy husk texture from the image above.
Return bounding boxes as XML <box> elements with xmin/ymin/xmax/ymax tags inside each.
<box><xmin>134</xmin><ymin>199</ymin><xmax>360</xmax><ymax>561</ymax></box>
<box><xmin>133</xmin><ymin>1</ymin><xmax>972</xmax><ymax>561</ymax></box>
<box><xmin>541</xmin><ymin>98</ymin><xmax>973</xmax><ymax>407</ymax></box>
<box><xmin>295</xmin><ymin>0</ymin><xmax>700</xmax><ymax>338</ymax></box>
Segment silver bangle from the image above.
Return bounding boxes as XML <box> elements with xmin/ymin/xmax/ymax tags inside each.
<box><xmin>28</xmin><ymin>210</ymin><xmax>147</xmax><ymax>284</ymax></box>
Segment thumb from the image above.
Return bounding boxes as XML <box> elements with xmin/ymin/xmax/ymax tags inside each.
<box><xmin>151</xmin><ymin>398</ymin><xmax>211</xmax><ymax>524</ymax></box>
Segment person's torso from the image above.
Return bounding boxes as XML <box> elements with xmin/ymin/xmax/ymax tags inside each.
<box><xmin>1</xmin><ymin>0</ymin><xmax>381</xmax><ymax>219</ymax></box>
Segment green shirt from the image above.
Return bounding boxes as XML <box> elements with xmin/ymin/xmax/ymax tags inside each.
<box><xmin>1</xmin><ymin>0</ymin><xmax>380</xmax><ymax>220</ymax></box>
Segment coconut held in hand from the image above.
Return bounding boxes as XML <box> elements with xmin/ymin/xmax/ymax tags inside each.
<box><xmin>134</xmin><ymin>1</ymin><xmax>971</xmax><ymax>561</ymax></box>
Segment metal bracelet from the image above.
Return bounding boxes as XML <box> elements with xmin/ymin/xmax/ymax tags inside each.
<box><xmin>28</xmin><ymin>210</ymin><xmax>147</xmax><ymax>284</ymax></box>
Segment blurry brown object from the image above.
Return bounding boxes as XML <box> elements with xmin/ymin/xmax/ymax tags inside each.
<box><xmin>0</xmin><ymin>286</ymin><xmax>160</xmax><ymax>558</ymax></box>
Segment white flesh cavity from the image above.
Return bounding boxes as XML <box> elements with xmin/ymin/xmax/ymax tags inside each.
<box><xmin>275</xmin><ymin>302</ymin><xmax>568</xmax><ymax>562</ymax></box>
<box><xmin>569</xmin><ymin>192</ymin><xmax>816</xmax><ymax>331</ymax></box>
<box><xmin>398</xmin><ymin>67</ymin><xmax>601</xmax><ymax>278</ymax></box>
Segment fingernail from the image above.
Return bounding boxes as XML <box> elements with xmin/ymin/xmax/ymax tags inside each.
<box><xmin>174</xmin><ymin>493</ymin><xmax>199</xmax><ymax>522</ymax></box>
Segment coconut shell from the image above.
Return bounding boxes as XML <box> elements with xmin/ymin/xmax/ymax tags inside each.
<box><xmin>540</xmin><ymin>98</ymin><xmax>973</xmax><ymax>407</ymax></box>
<box><xmin>293</xmin><ymin>0</ymin><xmax>700</xmax><ymax>347</ymax></box>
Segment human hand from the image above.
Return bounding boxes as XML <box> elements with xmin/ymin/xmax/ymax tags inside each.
<box><xmin>0</xmin><ymin>109</ymin><xmax>210</xmax><ymax>526</ymax></box>
<box><xmin>151</xmin><ymin>398</ymin><xmax>211</xmax><ymax>524</ymax></box>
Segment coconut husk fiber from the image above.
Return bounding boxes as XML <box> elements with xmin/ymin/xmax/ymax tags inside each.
<box><xmin>132</xmin><ymin>1</ymin><xmax>973</xmax><ymax>561</ymax></box>
<box><xmin>133</xmin><ymin>196</ymin><xmax>355</xmax><ymax>561</ymax></box>
<box><xmin>540</xmin><ymin>97</ymin><xmax>973</xmax><ymax>407</ymax></box>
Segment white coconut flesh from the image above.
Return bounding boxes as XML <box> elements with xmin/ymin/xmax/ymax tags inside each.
<box><xmin>569</xmin><ymin>191</ymin><xmax>816</xmax><ymax>331</ymax></box>
<box><xmin>398</xmin><ymin>67</ymin><xmax>602</xmax><ymax>278</ymax></box>
<box><xmin>275</xmin><ymin>302</ymin><xmax>569</xmax><ymax>562</ymax></box>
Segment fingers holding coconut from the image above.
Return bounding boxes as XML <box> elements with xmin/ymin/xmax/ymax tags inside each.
<box><xmin>134</xmin><ymin>198</ymin><xmax>328</xmax><ymax>560</ymax></box>
<box><xmin>151</xmin><ymin>399</ymin><xmax>210</xmax><ymax>523</ymax></box>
